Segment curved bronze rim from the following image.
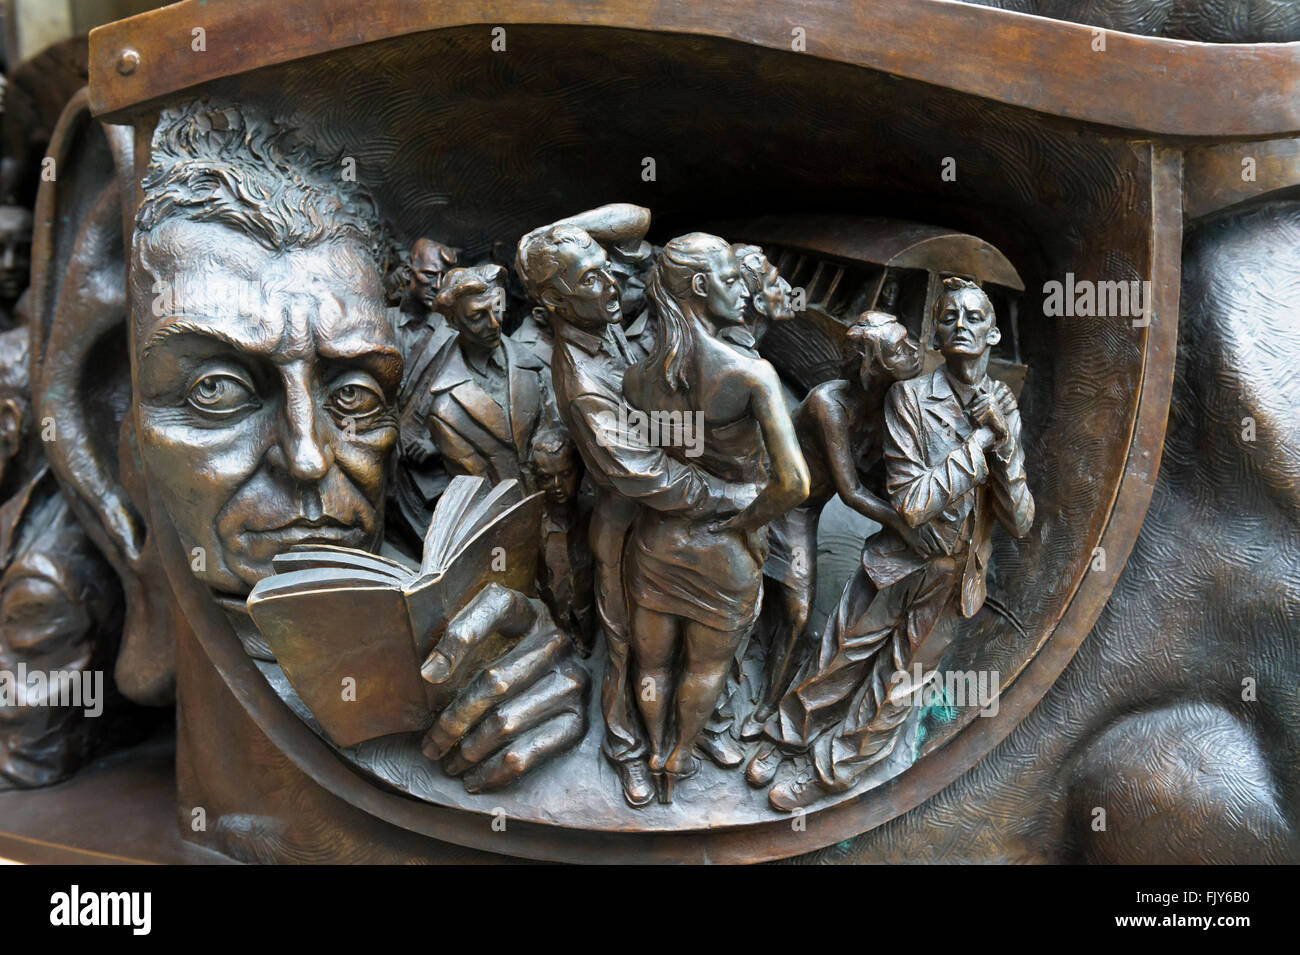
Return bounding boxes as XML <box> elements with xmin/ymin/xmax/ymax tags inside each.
<box><xmin>88</xmin><ymin>0</ymin><xmax>1300</xmax><ymax>137</ymax></box>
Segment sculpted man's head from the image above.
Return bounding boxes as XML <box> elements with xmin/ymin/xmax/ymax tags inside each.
<box><xmin>436</xmin><ymin>264</ymin><xmax>506</xmax><ymax>352</ymax></box>
<box><xmin>932</xmin><ymin>276</ymin><xmax>1000</xmax><ymax>360</ymax></box>
<box><xmin>131</xmin><ymin>103</ymin><xmax>401</xmax><ymax>597</ymax></box>
<box><xmin>735</xmin><ymin>244</ymin><xmax>794</xmax><ymax>325</ymax></box>
<box><xmin>530</xmin><ymin>427</ymin><xmax>580</xmax><ymax>508</ymax></box>
<box><xmin>408</xmin><ymin>238</ymin><xmax>459</xmax><ymax>311</ymax></box>
<box><xmin>517</xmin><ymin>225</ymin><xmax>621</xmax><ymax>330</ymax></box>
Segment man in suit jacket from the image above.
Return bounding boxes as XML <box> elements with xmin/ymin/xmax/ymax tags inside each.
<box><xmin>765</xmin><ymin>276</ymin><xmax>1033</xmax><ymax>811</ymax></box>
<box><xmin>421</xmin><ymin>264</ymin><xmax>553</xmax><ymax>494</ymax></box>
<box><xmin>388</xmin><ymin>238</ymin><xmax>459</xmax><ymax>552</ymax></box>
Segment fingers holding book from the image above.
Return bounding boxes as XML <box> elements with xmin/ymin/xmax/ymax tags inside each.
<box><xmin>420</xmin><ymin>586</ymin><xmax>591</xmax><ymax>789</ymax></box>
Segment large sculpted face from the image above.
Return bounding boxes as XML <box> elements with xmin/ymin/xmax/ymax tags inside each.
<box><xmin>133</xmin><ymin>219</ymin><xmax>401</xmax><ymax>596</ymax></box>
<box><xmin>934</xmin><ymin>285</ymin><xmax>1000</xmax><ymax>359</ymax></box>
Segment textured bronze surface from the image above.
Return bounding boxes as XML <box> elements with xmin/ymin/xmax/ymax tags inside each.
<box><xmin>1</xmin><ymin>0</ymin><xmax>1294</xmax><ymax>864</ymax></box>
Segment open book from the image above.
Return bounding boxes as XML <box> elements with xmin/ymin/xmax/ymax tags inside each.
<box><xmin>247</xmin><ymin>477</ymin><xmax>542</xmax><ymax>748</ymax></box>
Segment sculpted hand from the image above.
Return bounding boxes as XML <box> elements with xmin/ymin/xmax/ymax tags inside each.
<box><xmin>970</xmin><ymin>393</ymin><xmax>1010</xmax><ymax>446</ymax></box>
<box><xmin>402</xmin><ymin>433</ymin><xmax>437</xmax><ymax>467</ymax></box>
<box><xmin>992</xmin><ymin>380</ymin><xmax>1018</xmax><ymax>419</ymax></box>
<box><xmin>419</xmin><ymin>583</ymin><xmax>589</xmax><ymax>792</ymax></box>
<box><xmin>883</xmin><ymin>511</ymin><xmax>925</xmax><ymax>553</ymax></box>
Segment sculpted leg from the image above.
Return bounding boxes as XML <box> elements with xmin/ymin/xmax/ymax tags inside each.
<box><xmin>589</xmin><ymin>493</ymin><xmax>645</xmax><ymax>764</ymax></box>
<box><xmin>756</xmin><ymin>579</ymin><xmax>813</xmax><ymax>724</ymax></box>
<box><xmin>667</xmin><ymin>620</ymin><xmax>747</xmax><ymax>778</ymax></box>
<box><xmin>630</xmin><ymin>604</ymin><xmax>677</xmax><ymax>773</ymax></box>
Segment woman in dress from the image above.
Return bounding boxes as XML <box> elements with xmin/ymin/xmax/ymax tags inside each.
<box><xmin>622</xmin><ymin>233</ymin><xmax>809</xmax><ymax>800</ymax></box>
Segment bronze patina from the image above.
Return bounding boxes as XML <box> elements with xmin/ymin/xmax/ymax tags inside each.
<box><xmin>0</xmin><ymin>0</ymin><xmax>1296</xmax><ymax>865</ymax></box>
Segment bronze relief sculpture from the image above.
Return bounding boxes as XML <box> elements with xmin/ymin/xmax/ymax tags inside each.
<box><xmin>0</xmin><ymin>0</ymin><xmax>1296</xmax><ymax>866</ymax></box>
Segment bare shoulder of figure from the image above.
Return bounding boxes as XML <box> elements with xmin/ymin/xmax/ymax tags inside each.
<box><xmin>805</xmin><ymin>379</ymin><xmax>847</xmax><ymax>417</ymax></box>
<box><xmin>725</xmin><ymin>350</ymin><xmax>782</xmax><ymax>392</ymax></box>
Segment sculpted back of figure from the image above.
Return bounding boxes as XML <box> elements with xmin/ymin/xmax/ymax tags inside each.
<box><xmin>622</xmin><ymin>232</ymin><xmax>809</xmax><ymax>801</ymax></box>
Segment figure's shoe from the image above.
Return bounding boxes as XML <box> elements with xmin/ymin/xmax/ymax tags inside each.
<box><xmin>657</xmin><ymin>753</ymin><xmax>701</xmax><ymax>804</ymax></box>
<box><xmin>664</xmin><ymin>752</ymin><xmax>701</xmax><ymax>780</ymax></box>
<box><xmin>696</xmin><ymin>731</ymin><xmax>745</xmax><ymax>768</ymax></box>
<box><xmin>617</xmin><ymin>759</ymin><xmax>655</xmax><ymax>808</ymax></box>
<box><xmin>738</xmin><ymin>712</ymin><xmax>770</xmax><ymax>741</ymax></box>
<box><xmin>745</xmin><ymin>743</ymin><xmax>784</xmax><ymax>788</ymax></box>
<box><xmin>768</xmin><ymin>769</ymin><xmax>829</xmax><ymax>812</ymax></box>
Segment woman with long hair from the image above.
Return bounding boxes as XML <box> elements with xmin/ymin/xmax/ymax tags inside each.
<box><xmin>622</xmin><ymin>232</ymin><xmax>809</xmax><ymax>801</ymax></box>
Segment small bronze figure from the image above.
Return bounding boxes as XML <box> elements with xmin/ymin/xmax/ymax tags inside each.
<box><xmin>0</xmin><ymin>328</ymin><xmax>133</xmax><ymax>790</ymax></box>
<box><xmin>390</xmin><ymin>237</ymin><xmax>460</xmax><ymax>552</ymax></box>
<box><xmin>395</xmin><ymin>237</ymin><xmax>459</xmax><ymax>372</ymax></box>
<box><xmin>762</xmin><ymin>277</ymin><xmax>1033</xmax><ymax>810</ymax></box>
<box><xmin>622</xmin><ymin>232</ymin><xmax>810</xmax><ymax>801</ymax></box>
<box><xmin>423</xmin><ymin>263</ymin><xmax>554</xmax><ymax>493</ymax></box>
<box><xmin>530</xmin><ymin>427</ymin><xmax>598</xmax><ymax>655</ymax></box>
<box><xmin>743</xmin><ymin>312</ymin><xmax>923</xmax><ymax>746</ymax></box>
<box><xmin>517</xmin><ymin>206</ymin><xmax>760</xmax><ymax>807</ymax></box>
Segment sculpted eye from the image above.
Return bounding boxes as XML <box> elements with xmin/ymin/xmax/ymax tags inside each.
<box><xmin>187</xmin><ymin>373</ymin><xmax>258</xmax><ymax>415</ymax></box>
<box><xmin>329</xmin><ymin>376</ymin><xmax>385</xmax><ymax>420</ymax></box>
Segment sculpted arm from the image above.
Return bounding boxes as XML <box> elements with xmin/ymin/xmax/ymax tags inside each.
<box><xmin>810</xmin><ymin>391</ymin><xmax>904</xmax><ymax>533</ymax></box>
<box><xmin>552</xmin><ymin>203</ymin><xmax>651</xmax><ymax>250</ymax></box>
<box><xmin>985</xmin><ymin>385</ymin><xmax>1035</xmax><ymax>537</ymax></box>
<box><xmin>568</xmin><ymin>391</ymin><xmax>754</xmax><ymax>515</ymax></box>
<box><xmin>715</xmin><ymin>364</ymin><xmax>810</xmax><ymax>532</ymax></box>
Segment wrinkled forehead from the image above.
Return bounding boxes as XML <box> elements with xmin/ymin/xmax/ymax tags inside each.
<box><xmin>938</xmin><ymin>286</ymin><xmax>993</xmax><ymax>315</ymax></box>
<box><xmin>132</xmin><ymin>219</ymin><xmax>396</xmax><ymax>358</ymax></box>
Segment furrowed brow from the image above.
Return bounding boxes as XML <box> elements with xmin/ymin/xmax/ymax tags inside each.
<box><xmin>142</xmin><ymin>319</ymin><xmax>266</xmax><ymax>359</ymax></box>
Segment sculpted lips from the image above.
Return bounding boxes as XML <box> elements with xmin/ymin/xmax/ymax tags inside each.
<box><xmin>239</xmin><ymin>516</ymin><xmax>367</xmax><ymax>559</ymax></box>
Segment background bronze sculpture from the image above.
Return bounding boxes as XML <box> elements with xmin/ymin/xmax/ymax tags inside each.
<box><xmin>0</xmin><ymin>0</ymin><xmax>1295</xmax><ymax>865</ymax></box>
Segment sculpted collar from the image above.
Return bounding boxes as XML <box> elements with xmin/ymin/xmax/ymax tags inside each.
<box><xmin>936</xmin><ymin>364</ymin><xmax>991</xmax><ymax>408</ymax></box>
<box><xmin>428</xmin><ymin>335</ymin><xmax>541</xmax><ymax>394</ymax></box>
<box><xmin>557</xmin><ymin>319</ymin><xmax>631</xmax><ymax>361</ymax></box>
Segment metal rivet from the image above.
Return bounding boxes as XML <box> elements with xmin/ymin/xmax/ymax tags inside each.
<box><xmin>116</xmin><ymin>49</ymin><xmax>140</xmax><ymax>75</ymax></box>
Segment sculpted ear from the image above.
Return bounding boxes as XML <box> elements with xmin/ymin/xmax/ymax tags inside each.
<box><xmin>29</xmin><ymin>90</ymin><xmax>181</xmax><ymax>705</ymax></box>
<box><xmin>988</xmin><ymin>325</ymin><xmax>1002</xmax><ymax>346</ymax></box>
<box><xmin>691</xmin><ymin>272</ymin><xmax>708</xmax><ymax>297</ymax></box>
<box><xmin>539</xmin><ymin>287</ymin><xmax>563</xmax><ymax>312</ymax></box>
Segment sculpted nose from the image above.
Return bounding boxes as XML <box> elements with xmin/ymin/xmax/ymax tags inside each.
<box><xmin>274</xmin><ymin>375</ymin><xmax>332</xmax><ymax>483</ymax></box>
<box><xmin>285</xmin><ymin>419</ymin><xmax>330</xmax><ymax>483</ymax></box>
